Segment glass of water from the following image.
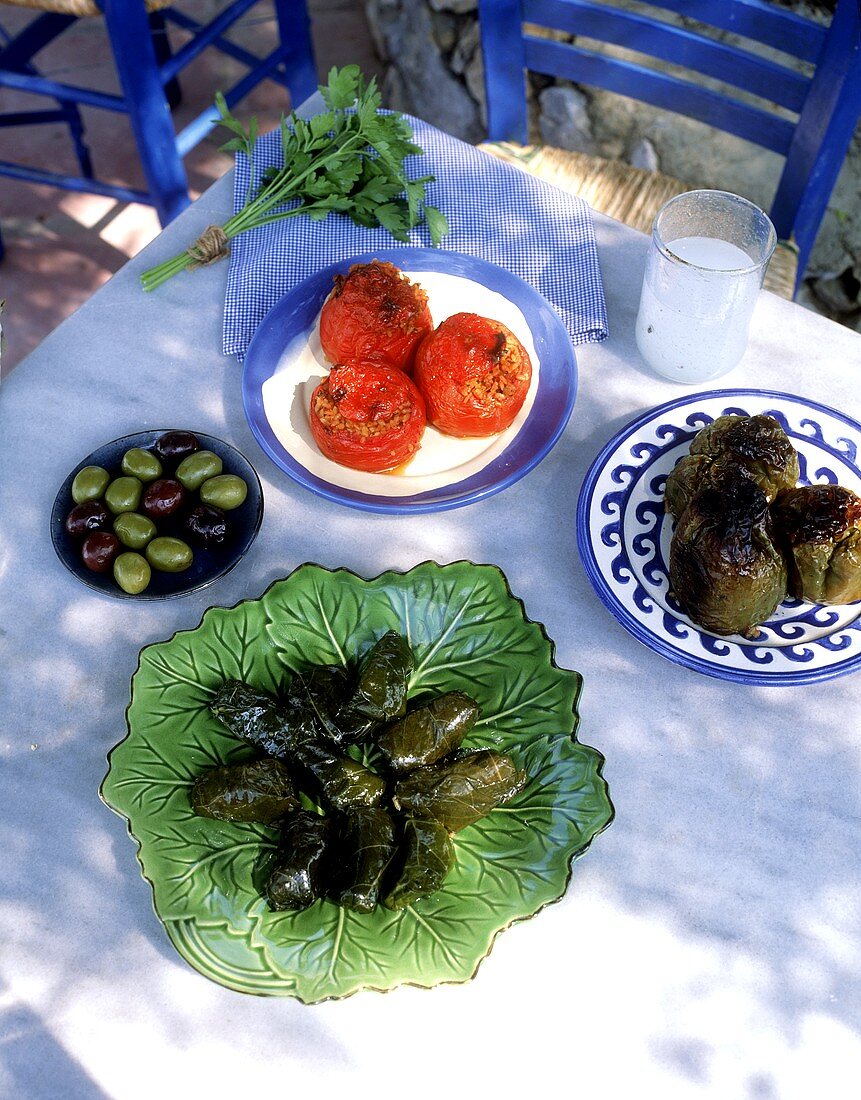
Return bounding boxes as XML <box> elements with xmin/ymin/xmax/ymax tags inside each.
<box><xmin>635</xmin><ymin>190</ymin><xmax>777</xmax><ymax>384</ymax></box>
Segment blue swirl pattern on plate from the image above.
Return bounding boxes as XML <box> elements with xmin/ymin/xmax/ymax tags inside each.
<box><xmin>576</xmin><ymin>389</ymin><xmax>861</xmax><ymax>686</ymax></box>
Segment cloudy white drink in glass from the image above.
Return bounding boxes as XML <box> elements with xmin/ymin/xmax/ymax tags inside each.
<box><xmin>635</xmin><ymin>190</ymin><xmax>777</xmax><ymax>384</ymax></box>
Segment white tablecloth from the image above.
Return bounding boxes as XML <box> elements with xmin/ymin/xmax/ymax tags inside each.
<box><xmin>1</xmin><ymin>109</ymin><xmax>860</xmax><ymax>1099</ymax></box>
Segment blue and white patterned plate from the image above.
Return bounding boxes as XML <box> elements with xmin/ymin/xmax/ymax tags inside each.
<box><xmin>576</xmin><ymin>389</ymin><xmax>861</xmax><ymax>686</ymax></box>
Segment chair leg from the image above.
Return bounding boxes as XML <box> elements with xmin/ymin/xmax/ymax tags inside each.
<box><xmin>101</xmin><ymin>0</ymin><xmax>190</xmax><ymax>225</ymax></box>
<box><xmin>0</xmin><ymin>12</ymin><xmax>94</xmax><ymax>179</ymax></box>
<box><xmin>271</xmin><ymin>0</ymin><xmax>318</xmax><ymax>108</ymax></box>
<box><xmin>65</xmin><ymin>104</ymin><xmax>94</xmax><ymax>178</ymax></box>
<box><xmin>149</xmin><ymin>10</ymin><xmax>182</xmax><ymax>112</ymax></box>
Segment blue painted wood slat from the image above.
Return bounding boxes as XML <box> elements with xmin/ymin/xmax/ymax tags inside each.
<box><xmin>0</xmin><ymin>159</ymin><xmax>149</xmax><ymax>205</ymax></box>
<box><xmin>165</xmin><ymin>9</ymin><xmax>289</xmax><ymax>86</ymax></box>
<box><xmin>160</xmin><ymin>0</ymin><xmax>260</xmax><ymax>84</ymax></box>
<box><xmin>0</xmin><ymin>110</ymin><xmax>80</xmax><ymax>128</ymax></box>
<box><xmin>524</xmin><ymin>0</ymin><xmax>811</xmax><ymax>111</ymax></box>
<box><xmin>0</xmin><ymin>11</ymin><xmax>92</xmax><ymax>178</ymax></box>
<box><xmin>175</xmin><ymin>47</ymin><xmax>290</xmax><ymax>157</ymax></box>
<box><xmin>478</xmin><ymin>0</ymin><xmax>861</xmax><ymax>291</ymax></box>
<box><xmin>0</xmin><ymin>67</ymin><xmax>126</xmax><ymax>113</ymax></box>
<box><xmin>523</xmin><ymin>35</ymin><xmax>796</xmax><ymax>154</ymax></box>
<box><xmin>273</xmin><ymin>0</ymin><xmax>318</xmax><ymax>106</ymax></box>
<box><xmin>101</xmin><ymin>0</ymin><xmax>190</xmax><ymax>225</ymax></box>
<box><xmin>482</xmin><ymin>0</ymin><xmax>530</xmax><ymax>143</ymax></box>
<box><xmin>643</xmin><ymin>0</ymin><xmax>826</xmax><ymax>64</ymax></box>
<box><xmin>770</xmin><ymin>0</ymin><xmax>861</xmax><ymax>274</ymax></box>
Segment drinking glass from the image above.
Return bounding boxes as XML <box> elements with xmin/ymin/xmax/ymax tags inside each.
<box><xmin>635</xmin><ymin>190</ymin><xmax>777</xmax><ymax>384</ymax></box>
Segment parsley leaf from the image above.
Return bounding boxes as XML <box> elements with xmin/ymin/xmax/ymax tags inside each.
<box><xmin>141</xmin><ymin>66</ymin><xmax>450</xmax><ymax>291</ymax></box>
<box><xmin>424</xmin><ymin>206</ymin><xmax>450</xmax><ymax>248</ymax></box>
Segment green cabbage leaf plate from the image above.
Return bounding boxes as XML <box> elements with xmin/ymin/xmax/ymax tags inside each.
<box><xmin>101</xmin><ymin>561</ymin><xmax>613</xmax><ymax>1001</ymax></box>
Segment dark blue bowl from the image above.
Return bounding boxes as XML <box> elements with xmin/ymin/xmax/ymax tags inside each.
<box><xmin>51</xmin><ymin>430</ymin><xmax>264</xmax><ymax>600</ymax></box>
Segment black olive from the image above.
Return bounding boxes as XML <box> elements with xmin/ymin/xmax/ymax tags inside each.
<box><xmin>82</xmin><ymin>531</ymin><xmax>121</xmax><ymax>573</ymax></box>
<box><xmin>153</xmin><ymin>430</ymin><xmax>200</xmax><ymax>466</ymax></box>
<box><xmin>66</xmin><ymin>500</ymin><xmax>110</xmax><ymax>538</ymax></box>
<box><xmin>141</xmin><ymin>478</ymin><xmax>186</xmax><ymax>519</ymax></box>
<box><xmin>185</xmin><ymin>504</ymin><xmax>228</xmax><ymax>548</ymax></box>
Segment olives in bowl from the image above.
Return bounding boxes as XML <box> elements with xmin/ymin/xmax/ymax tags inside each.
<box><xmin>52</xmin><ymin>429</ymin><xmax>264</xmax><ymax>600</ymax></box>
<box><xmin>105</xmin><ymin>475</ymin><xmax>143</xmax><ymax>515</ymax></box>
<box><xmin>121</xmin><ymin>448</ymin><xmax>163</xmax><ymax>483</ymax></box>
<box><xmin>82</xmin><ymin>531</ymin><xmax>121</xmax><ymax>574</ymax></box>
<box><xmin>176</xmin><ymin>450</ymin><xmax>222</xmax><ymax>491</ymax></box>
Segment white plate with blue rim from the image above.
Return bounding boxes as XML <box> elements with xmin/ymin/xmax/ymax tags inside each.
<box><xmin>241</xmin><ymin>248</ymin><xmax>577</xmax><ymax>514</ymax></box>
<box><xmin>576</xmin><ymin>389</ymin><xmax>861</xmax><ymax>686</ymax></box>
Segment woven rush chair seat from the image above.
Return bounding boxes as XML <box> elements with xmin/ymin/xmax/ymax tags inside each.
<box><xmin>479</xmin><ymin>140</ymin><xmax>798</xmax><ymax>301</ymax></box>
<box><xmin>4</xmin><ymin>0</ymin><xmax>172</xmax><ymax>14</ymax></box>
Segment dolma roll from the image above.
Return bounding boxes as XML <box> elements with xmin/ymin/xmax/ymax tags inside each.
<box><xmin>190</xmin><ymin>758</ymin><xmax>298</xmax><ymax>823</ymax></box>
<box><xmin>384</xmin><ymin>815</ymin><xmax>454</xmax><ymax>910</ymax></box>
<box><xmin>266</xmin><ymin>811</ymin><xmax>331</xmax><ymax>911</ymax></box>
<box><xmin>292</xmin><ymin>739</ymin><xmax>386</xmax><ymax>811</ymax></box>
<box><xmin>295</xmin><ymin>664</ymin><xmax>372</xmax><ymax>744</ymax></box>
<box><xmin>209</xmin><ymin>680</ymin><xmax>284</xmax><ymax>752</ymax></box>
<box><xmin>347</xmin><ymin>631</ymin><xmax>414</xmax><ymax>723</ymax></box>
<box><xmin>333</xmin><ymin>806</ymin><xmax>398</xmax><ymax>913</ymax></box>
<box><xmin>377</xmin><ymin>691</ymin><xmax>479</xmax><ymax>774</ymax></box>
<box><xmin>394</xmin><ymin>749</ymin><xmax>527</xmax><ymax>833</ymax></box>
<box><xmin>209</xmin><ymin>680</ymin><xmax>315</xmax><ymax>759</ymax></box>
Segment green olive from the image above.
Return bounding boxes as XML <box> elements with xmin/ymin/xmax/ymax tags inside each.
<box><xmin>175</xmin><ymin>450</ymin><xmax>223</xmax><ymax>491</ymax></box>
<box><xmin>71</xmin><ymin>466</ymin><xmax>110</xmax><ymax>504</ymax></box>
<box><xmin>199</xmin><ymin>474</ymin><xmax>248</xmax><ymax>511</ymax></box>
<box><xmin>114</xmin><ymin>552</ymin><xmax>151</xmax><ymax>594</ymax></box>
<box><xmin>146</xmin><ymin>536</ymin><xmax>193</xmax><ymax>573</ymax></box>
<box><xmin>105</xmin><ymin>476</ymin><xmax>143</xmax><ymax>514</ymax></box>
<box><xmin>113</xmin><ymin>511</ymin><xmax>157</xmax><ymax>550</ymax></box>
<box><xmin>121</xmin><ymin>447</ymin><xmax>162</xmax><ymax>483</ymax></box>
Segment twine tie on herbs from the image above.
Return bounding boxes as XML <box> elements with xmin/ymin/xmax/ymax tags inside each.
<box><xmin>186</xmin><ymin>225</ymin><xmax>231</xmax><ymax>270</ymax></box>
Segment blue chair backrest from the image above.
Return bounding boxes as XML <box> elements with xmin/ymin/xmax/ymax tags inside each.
<box><xmin>478</xmin><ymin>0</ymin><xmax>861</xmax><ymax>282</ymax></box>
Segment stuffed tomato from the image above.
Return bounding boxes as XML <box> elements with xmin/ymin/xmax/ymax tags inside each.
<box><xmin>310</xmin><ymin>363</ymin><xmax>427</xmax><ymax>473</ymax></box>
<box><xmin>319</xmin><ymin>260</ymin><xmax>433</xmax><ymax>374</ymax></box>
<box><xmin>413</xmin><ymin>313</ymin><xmax>532</xmax><ymax>437</ymax></box>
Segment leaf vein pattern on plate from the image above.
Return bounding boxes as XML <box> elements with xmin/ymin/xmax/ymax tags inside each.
<box><xmin>405</xmin><ymin>905</ymin><xmax>461</xmax><ymax>969</ymax></box>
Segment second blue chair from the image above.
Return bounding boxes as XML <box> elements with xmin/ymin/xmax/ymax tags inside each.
<box><xmin>477</xmin><ymin>0</ymin><xmax>861</xmax><ymax>294</ymax></box>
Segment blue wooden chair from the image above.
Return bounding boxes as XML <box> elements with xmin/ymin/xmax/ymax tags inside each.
<box><xmin>477</xmin><ymin>0</ymin><xmax>861</xmax><ymax>297</ymax></box>
<box><xmin>0</xmin><ymin>0</ymin><xmax>317</xmax><ymax>259</ymax></box>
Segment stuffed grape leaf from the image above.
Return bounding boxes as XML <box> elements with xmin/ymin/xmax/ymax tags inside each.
<box><xmin>393</xmin><ymin>750</ymin><xmax>527</xmax><ymax>832</ymax></box>
<box><xmin>384</xmin><ymin>815</ymin><xmax>454</xmax><ymax>910</ymax></box>
<box><xmin>378</xmin><ymin>691</ymin><xmax>478</xmax><ymax>774</ymax></box>
<box><xmin>266</xmin><ymin>811</ymin><xmax>331</xmax><ymax>911</ymax></box>
<box><xmin>191</xmin><ymin>759</ymin><xmax>298</xmax><ymax>823</ymax></box>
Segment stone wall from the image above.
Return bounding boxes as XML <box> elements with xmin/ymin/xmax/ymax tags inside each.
<box><xmin>364</xmin><ymin>0</ymin><xmax>861</xmax><ymax>324</ymax></box>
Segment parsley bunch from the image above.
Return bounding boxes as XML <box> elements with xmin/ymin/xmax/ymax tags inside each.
<box><xmin>140</xmin><ymin>66</ymin><xmax>449</xmax><ymax>292</ymax></box>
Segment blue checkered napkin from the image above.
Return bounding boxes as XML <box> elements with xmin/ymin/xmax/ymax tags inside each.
<box><xmin>223</xmin><ymin>115</ymin><xmax>608</xmax><ymax>360</ymax></box>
